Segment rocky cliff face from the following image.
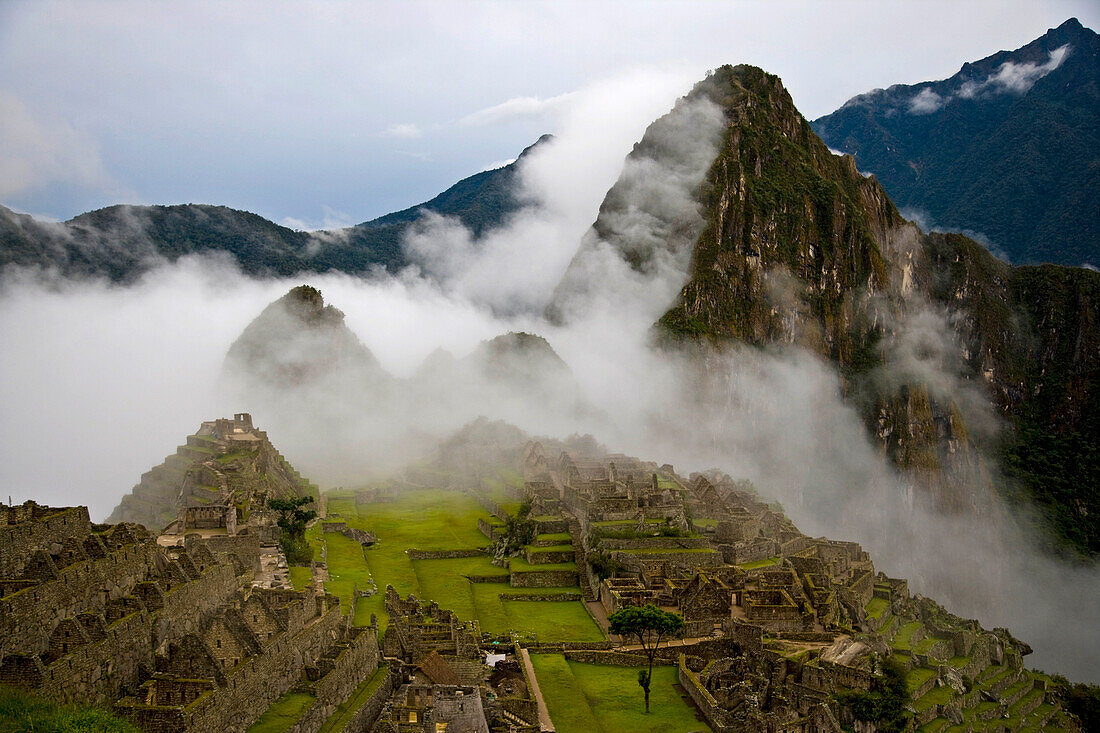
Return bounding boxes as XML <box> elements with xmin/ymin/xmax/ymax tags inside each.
<box><xmin>560</xmin><ymin>64</ymin><xmax>1096</xmax><ymax>552</ymax></box>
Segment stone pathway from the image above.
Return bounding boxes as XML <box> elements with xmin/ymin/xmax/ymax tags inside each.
<box><xmin>519</xmin><ymin>647</ymin><xmax>555</xmax><ymax>732</ymax></box>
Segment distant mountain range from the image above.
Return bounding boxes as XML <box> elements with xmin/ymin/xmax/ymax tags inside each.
<box><xmin>812</xmin><ymin>18</ymin><xmax>1098</xmax><ymax>267</ymax></box>
<box><xmin>0</xmin><ymin>135</ymin><xmax>549</xmax><ymax>281</ymax></box>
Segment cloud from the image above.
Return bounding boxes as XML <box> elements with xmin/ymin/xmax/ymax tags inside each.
<box><xmin>0</xmin><ymin>92</ymin><xmax>116</xmax><ymax>199</ymax></box>
<box><xmin>280</xmin><ymin>205</ymin><xmax>354</xmax><ymax>232</ymax></box>
<box><xmin>383</xmin><ymin>122</ymin><xmax>423</xmax><ymax>139</ymax></box>
<box><xmin>907</xmin><ymin>87</ymin><xmax>944</xmax><ymax>114</ymax></box>
<box><xmin>909</xmin><ymin>44</ymin><xmax>1071</xmax><ymax>114</ymax></box>
<box><xmin>459</xmin><ymin>92</ymin><xmax>576</xmax><ymax>126</ymax></box>
<box><xmin>479</xmin><ymin>158</ymin><xmax>516</xmax><ymax>172</ymax></box>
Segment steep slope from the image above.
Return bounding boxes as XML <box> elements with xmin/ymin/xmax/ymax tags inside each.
<box><xmin>107</xmin><ymin>414</ymin><xmax>315</xmax><ymax>531</ymax></box>
<box><xmin>811</xmin><ymin>18</ymin><xmax>1099</xmax><ymax>266</ymax></box>
<box><xmin>223</xmin><ymin>284</ymin><xmax>385</xmax><ymax>388</ymax></box>
<box><xmin>558</xmin><ymin>64</ymin><xmax>1097</xmax><ymax>555</ymax></box>
<box><xmin>0</xmin><ymin>138</ymin><xmax>543</xmax><ymax>281</ymax></box>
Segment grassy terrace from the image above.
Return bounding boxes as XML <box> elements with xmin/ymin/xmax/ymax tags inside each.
<box><xmin>288</xmin><ymin>566</ymin><xmax>312</xmax><ymax>591</ymax></box>
<box><xmin>309</xmin><ymin>489</ymin><xmax>602</xmax><ymax>641</ymax></box>
<box><xmin>865</xmin><ymin>596</ymin><xmax>888</xmax><ymax>619</ymax></box>
<box><xmin>508</xmin><ymin>557</ymin><xmax>578</xmax><ymax>573</ymax></box>
<box><xmin>892</xmin><ymin>621</ymin><xmax>923</xmax><ymax>651</ymax></box>
<box><xmin>527</xmin><ymin>544</ymin><xmax>575</xmax><ymax>553</ymax></box>
<box><xmin>530</xmin><ymin>654</ymin><xmax>711</xmax><ymax>733</ymax></box>
<box><xmin>536</xmin><ymin>532</ymin><xmax>572</xmax><ymax>543</ymax></box>
<box><xmin>736</xmin><ymin>556</ymin><xmax>780</xmax><ymax>570</ymax></box>
<box><xmin>905</xmin><ymin>668</ymin><xmax>937</xmax><ymax>695</ymax></box>
<box><xmin>912</xmin><ymin>683</ymin><xmax>954</xmax><ymax>712</ymax></box>
<box><xmin>247</xmin><ymin>691</ymin><xmax>315</xmax><ymax>733</ymax></box>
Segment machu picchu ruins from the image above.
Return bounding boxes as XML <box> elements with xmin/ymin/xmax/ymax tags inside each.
<box><xmin>0</xmin><ymin>417</ymin><xmax>1084</xmax><ymax>732</ymax></box>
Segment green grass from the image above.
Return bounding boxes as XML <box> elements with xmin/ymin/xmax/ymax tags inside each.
<box><xmin>247</xmin><ymin>692</ymin><xmax>315</xmax><ymax>733</ymax></box>
<box><xmin>316</xmin><ymin>489</ymin><xmax>496</xmax><ymax>627</ymax></box>
<box><xmin>313</xmin><ymin>489</ymin><xmax>601</xmax><ymax>640</ymax></box>
<box><xmin>906</xmin><ymin>668</ymin><xmax>937</xmax><ymax>695</ymax></box>
<box><xmin>412</xmin><ymin>556</ymin><xmax>508</xmax><ymax>621</ymax></box>
<box><xmin>530</xmin><ymin>655</ymin><xmax>711</xmax><ymax>733</ymax></box>
<box><xmin>912</xmin><ymin>683</ymin><xmax>954</xmax><ymax>712</ymax></box>
<box><xmin>914</xmin><ymin>635</ymin><xmax>949</xmax><ymax>655</ymax></box>
<box><xmin>508</xmin><ymin>557</ymin><xmax>578</xmax><ymax>573</ymax></box>
<box><xmin>317</xmin><ymin>664</ymin><xmax>388</xmax><ymax>733</ymax></box>
<box><xmin>288</xmin><ymin>566</ymin><xmax>312</xmax><ymax>591</ymax></box>
<box><xmin>736</xmin><ymin>556</ymin><xmax>780</xmax><ymax>570</ymax></box>
<box><xmin>948</xmin><ymin>656</ymin><xmax>970</xmax><ymax>669</ymax></box>
<box><xmin>536</xmin><ymin>532</ymin><xmax>572</xmax><ymax>543</ymax></box>
<box><xmin>0</xmin><ymin>685</ymin><xmax>140</xmax><ymax>733</ymax></box>
<box><xmin>865</xmin><ymin>596</ymin><xmax>888</xmax><ymax>620</ymax></box>
<box><xmin>892</xmin><ymin>622</ymin><xmax>923</xmax><ymax>651</ymax></box>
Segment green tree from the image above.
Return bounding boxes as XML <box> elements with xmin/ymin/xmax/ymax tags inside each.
<box><xmin>268</xmin><ymin>496</ymin><xmax>317</xmax><ymax>565</ymax></box>
<box><xmin>608</xmin><ymin>604</ymin><xmax>685</xmax><ymax>713</ymax></box>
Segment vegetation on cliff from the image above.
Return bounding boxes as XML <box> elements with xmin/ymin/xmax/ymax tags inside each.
<box><xmin>812</xmin><ymin>18</ymin><xmax>1099</xmax><ymax>267</ymax></box>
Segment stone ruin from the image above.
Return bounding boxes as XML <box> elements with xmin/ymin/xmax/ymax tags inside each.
<box><xmin>0</xmin><ymin>500</ymin><xmax>382</xmax><ymax>733</ymax></box>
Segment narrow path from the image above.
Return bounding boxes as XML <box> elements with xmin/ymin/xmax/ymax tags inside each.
<box><xmin>585</xmin><ymin>600</ymin><xmax>617</xmax><ymax>641</ymax></box>
<box><xmin>520</xmin><ymin>647</ymin><xmax>555</xmax><ymax>732</ymax></box>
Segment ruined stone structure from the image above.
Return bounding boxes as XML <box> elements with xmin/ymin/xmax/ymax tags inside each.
<box><xmin>0</xmin><ymin>500</ymin><xmax>382</xmax><ymax>733</ymax></box>
<box><xmin>109</xmin><ymin>414</ymin><xmax>315</xmax><ymax>533</ymax></box>
<box><xmin>506</xmin><ymin>442</ymin><xmax>1067</xmax><ymax>732</ymax></box>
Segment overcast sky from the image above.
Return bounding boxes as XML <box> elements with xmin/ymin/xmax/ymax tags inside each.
<box><xmin>1</xmin><ymin>0</ymin><xmax>1096</xmax><ymax>228</ymax></box>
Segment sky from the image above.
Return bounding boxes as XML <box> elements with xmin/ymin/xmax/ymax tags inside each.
<box><xmin>0</xmin><ymin>0</ymin><xmax>1097</xmax><ymax>229</ymax></box>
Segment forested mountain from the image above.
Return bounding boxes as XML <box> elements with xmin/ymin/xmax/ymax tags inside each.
<box><xmin>811</xmin><ymin>18</ymin><xmax>1098</xmax><ymax>267</ymax></box>
<box><xmin>0</xmin><ymin>136</ymin><xmax>546</xmax><ymax>281</ymax></box>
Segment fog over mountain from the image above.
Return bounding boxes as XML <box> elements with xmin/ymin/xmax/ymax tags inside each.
<box><xmin>2</xmin><ymin>61</ymin><xmax>1097</xmax><ymax>683</ymax></box>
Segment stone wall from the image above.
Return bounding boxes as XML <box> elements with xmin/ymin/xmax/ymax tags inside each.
<box><xmin>801</xmin><ymin>661</ymin><xmax>873</xmax><ymax>693</ymax></box>
<box><xmin>502</xmin><ymin>592</ymin><xmax>582</xmax><ymax>602</ymax></box>
<box><xmin>187</xmin><ymin>533</ymin><xmax>262</xmax><ymax>574</ymax></box>
<box><xmin>598</xmin><ymin>536</ymin><xmax>710</xmax><ymax>550</ymax></box>
<box><xmin>1</xmin><ymin>538</ymin><xmax>161</xmax><ymax>656</ymax></box>
<box><xmin>677</xmin><ymin>655</ymin><xmax>736</xmax><ymax>733</ymax></box>
<box><xmin>283</xmin><ymin>629</ymin><xmax>382</xmax><ymax>733</ymax></box>
<box><xmin>34</xmin><ymin>606</ymin><xmax>155</xmax><ymax>705</ymax></box>
<box><xmin>720</xmin><ymin>538</ymin><xmax>780</xmax><ymax>565</ymax></box>
<box><xmin>562</xmin><ymin>650</ymin><xmax>647</xmax><ymax>666</ymax></box>
<box><xmin>154</xmin><ymin>563</ymin><xmax>239</xmax><ymax>645</ymax></box>
<box><xmin>120</xmin><ymin>601</ymin><xmax>347</xmax><ymax>733</ymax></box>
<box><xmin>509</xmin><ymin>569</ymin><xmax>578</xmax><ymax>588</ymax></box>
<box><xmin>523</xmin><ymin>549</ymin><xmax>574</xmax><ymax>565</ymax></box>
<box><xmin>0</xmin><ymin>505</ymin><xmax>91</xmax><ymax>577</ymax></box>
<box><xmin>406</xmin><ymin>549</ymin><xmax>486</xmax><ymax>560</ymax></box>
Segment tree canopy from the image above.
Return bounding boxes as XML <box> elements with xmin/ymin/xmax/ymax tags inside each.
<box><xmin>608</xmin><ymin>604</ymin><xmax>685</xmax><ymax>713</ymax></box>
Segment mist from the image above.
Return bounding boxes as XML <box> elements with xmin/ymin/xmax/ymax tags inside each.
<box><xmin>1</xmin><ymin>68</ymin><xmax>1097</xmax><ymax>682</ymax></box>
